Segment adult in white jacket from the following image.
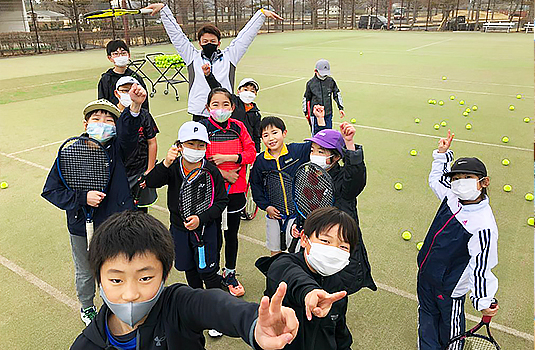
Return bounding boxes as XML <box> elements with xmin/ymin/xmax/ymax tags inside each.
<box><xmin>146</xmin><ymin>3</ymin><xmax>282</xmax><ymax>121</ymax></box>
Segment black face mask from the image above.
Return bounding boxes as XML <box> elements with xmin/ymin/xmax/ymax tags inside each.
<box><xmin>201</xmin><ymin>43</ymin><xmax>218</xmax><ymax>59</ymax></box>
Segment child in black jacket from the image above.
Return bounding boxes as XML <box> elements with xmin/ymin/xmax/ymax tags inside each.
<box><xmin>71</xmin><ymin>210</ymin><xmax>299</xmax><ymax>349</ymax></box>
<box><xmin>256</xmin><ymin>207</ymin><xmax>356</xmax><ymax>350</ymax></box>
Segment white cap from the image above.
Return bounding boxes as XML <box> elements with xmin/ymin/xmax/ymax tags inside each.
<box><xmin>178</xmin><ymin>121</ymin><xmax>210</xmax><ymax>144</ymax></box>
<box><xmin>116</xmin><ymin>76</ymin><xmax>140</xmax><ymax>90</ymax></box>
<box><xmin>238</xmin><ymin>77</ymin><xmax>259</xmax><ymax>91</ymax></box>
<box><xmin>315</xmin><ymin>59</ymin><xmax>331</xmax><ymax>76</ymax></box>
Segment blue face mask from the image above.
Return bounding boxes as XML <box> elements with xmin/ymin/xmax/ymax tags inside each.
<box><xmin>86</xmin><ymin>122</ymin><xmax>116</xmax><ymax>144</ymax></box>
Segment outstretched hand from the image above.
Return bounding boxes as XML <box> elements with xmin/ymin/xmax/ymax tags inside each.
<box><xmin>262</xmin><ymin>9</ymin><xmax>283</xmax><ymax>20</ymax></box>
<box><xmin>304</xmin><ymin>289</ymin><xmax>347</xmax><ymax>321</ymax></box>
<box><xmin>438</xmin><ymin>129</ymin><xmax>454</xmax><ymax>153</ymax></box>
<box><xmin>143</xmin><ymin>3</ymin><xmax>165</xmax><ymax>15</ymax></box>
<box><xmin>255</xmin><ymin>282</ymin><xmax>299</xmax><ymax>349</ymax></box>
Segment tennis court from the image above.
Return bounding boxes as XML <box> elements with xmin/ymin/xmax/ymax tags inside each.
<box><xmin>0</xmin><ymin>29</ymin><xmax>533</xmax><ymax>349</ymax></box>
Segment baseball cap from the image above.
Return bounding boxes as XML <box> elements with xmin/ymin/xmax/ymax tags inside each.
<box><xmin>238</xmin><ymin>78</ymin><xmax>259</xmax><ymax>91</ymax></box>
<box><xmin>445</xmin><ymin>157</ymin><xmax>487</xmax><ymax>178</ymax></box>
<box><xmin>315</xmin><ymin>59</ymin><xmax>331</xmax><ymax>77</ymax></box>
<box><xmin>83</xmin><ymin>99</ymin><xmax>121</xmax><ymax>120</ymax></box>
<box><xmin>116</xmin><ymin>76</ymin><xmax>140</xmax><ymax>90</ymax></box>
<box><xmin>178</xmin><ymin>121</ymin><xmax>211</xmax><ymax>144</ymax></box>
<box><xmin>305</xmin><ymin>129</ymin><xmax>345</xmax><ymax>155</ymax></box>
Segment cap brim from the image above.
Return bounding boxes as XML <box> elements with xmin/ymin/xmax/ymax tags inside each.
<box><xmin>305</xmin><ymin>137</ymin><xmax>335</xmax><ymax>150</ymax></box>
<box><xmin>444</xmin><ymin>169</ymin><xmax>485</xmax><ymax>177</ymax></box>
<box><xmin>84</xmin><ymin>104</ymin><xmax>121</xmax><ymax>119</ymax></box>
<box><xmin>317</xmin><ymin>69</ymin><xmax>331</xmax><ymax>76</ymax></box>
<box><xmin>179</xmin><ymin>137</ymin><xmax>210</xmax><ymax>144</ymax></box>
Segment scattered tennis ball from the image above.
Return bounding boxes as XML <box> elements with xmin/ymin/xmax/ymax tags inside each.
<box><xmin>402</xmin><ymin>231</ymin><xmax>412</xmax><ymax>241</ymax></box>
<box><xmin>465</xmin><ymin>123</ymin><xmax>472</xmax><ymax>130</ymax></box>
<box><xmin>465</xmin><ymin>108</ymin><xmax>471</xmax><ymax>113</ymax></box>
<box><xmin>440</xmin><ymin>121</ymin><xmax>447</xmax><ymax>127</ymax></box>
<box><xmin>442</xmin><ymin>76</ymin><xmax>447</xmax><ymax>80</ymax></box>
<box><xmin>501</xmin><ymin>136</ymin><xmax>509</xmax><ymax>143</ymax></box>
<box><xmin>525</xmin><ymin>193</ymin><xmax>534</xmax><ymax>201</ymax></box>
<box><xmin>472</xmin><ymin>105</ymin><xmax>478</xmax><ymax>111</ymax></box>
<box><xmin>503</xmin><ymin>184</ymin><xmax>512</xmax><ymax>192</ymax></box>
<box><xmin>462</xmin><ymin>111</ymin><xmax>469</xmax><ymax>117</ymax></box>
<box><xmin>433</xmin><ymin>124</ymin><xmax>440</xmax><ymax>130</ymax></box>
<box><xmin>359</xmin><ymin>51</ymin><xmax>363</xmax><ymax>55</ymax></box>
<box><xmin>414</xmin><ymin>118</ymin><xmax>421</xmax><ymax>123</ymax></box>
<box><xmin>394</xmin><ymin>182</ymin><xmax>403</xmax><ymax>190</ymax></box>
<box><xmin>432</xmin><ymin>100</ymin><xmax>437</xmax><ymax>105</ymax></box>
<box><xmin>516</xmin><ymin>94</ymin><xmax>522</xmax><ymax>99</ymax></box>
<box><xmin>0</xmin><ymin>182</ymin><xmax>8</xmax><ymax>189</ymax></box>
<box><xmin>501</xmin><ymin>158</ymin><xmax>510</xmax><ymax>166</ymax></box>
<box><xmin>438</xmin><ymin>100</ymin><xmax>444</xmax><ymax>106</ymax></box>
<box><xmin>450</xmin><ymin>95</ymin><xmax>455</xmax><ymax>100</ymax></box>
<box><xmin>523</xmin><ymin>117</ymin><xmax>531</xmax><ymax>123</ymax></box>
<box><xmin>416</xmin><ymin>241</ymin><xmax>424</xmax><ymax>251</ymax></box>
<box><xmin>410</xmin><ymin>149</ymin><xmax>418</xmax><ymax>156</ymax></box>
<box><xmin>428</xmin><ymin>99</ymin><xmax>433</xmax><ymax>104</ymax></box>
<box><xmin>528</xmin><ymin>217</ymin><xmax>534</xmax><ymax>226</ymax></box>
<box><xmin>350</xmin><ymin>118</ymin><xmax>356</xmax><ymax>123</ymax></box>
<box><xmin>459</xmin><ymin>100</ymin><xmax>465</xmax><ymax>105</ymax></box>
<box><xmin>509</xmin><ymin>105</ymin><xmax>515</xmax><ymax>111</ymax></box>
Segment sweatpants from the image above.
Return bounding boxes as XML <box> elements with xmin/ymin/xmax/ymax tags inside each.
<box><xmin>216</xmin><ymin>193</ymin><xmax>246</xmax><ymax>270</ymax></box>
<box><xmin>417</xmin><ymin>280</ymin><xmax>466</xmax><ymax>350</ymax></box>
<box><xmin>69</xmin><ymin>234</ymin><xmax>95</xmax><ymax>309</ymax></box>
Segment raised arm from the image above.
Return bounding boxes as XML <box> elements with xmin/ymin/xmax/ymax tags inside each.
<box><xmin>429</xmin><ymin>130</ymin><xmax>454</xmax><ymax>201</ymax></box>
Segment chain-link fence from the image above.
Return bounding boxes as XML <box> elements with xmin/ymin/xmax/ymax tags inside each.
<box><xmin>0</xmin><ymin>0</ymin><xmax>532</xmax><ymax>56</ymax></box>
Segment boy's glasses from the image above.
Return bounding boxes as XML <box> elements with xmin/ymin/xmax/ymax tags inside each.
<box><xmin>110</xmin><ymin>51</ymin><xmax>129</xmax><ymax>57</ymax></box>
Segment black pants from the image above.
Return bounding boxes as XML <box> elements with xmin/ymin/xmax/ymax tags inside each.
<box><xmin>216</xmin><ymin>211</ymin><xmax>241</xmax><ymax>270</ymax></box>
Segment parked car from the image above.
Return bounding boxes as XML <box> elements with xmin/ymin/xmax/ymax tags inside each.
<box><xmin>358</xmin><ymin>15</ymin><xmax>395</xmax><ymax>29</ymax></box>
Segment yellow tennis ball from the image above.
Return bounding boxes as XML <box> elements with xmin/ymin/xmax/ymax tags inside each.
<box><xmin>394</xmin><ymin>182</ymin><xmax>403</xmax><ymax>190</ymax></box>
<box><xmin>463</xmin><ymin>111</ymin><xmax>469</xmax><ymax>117</ymax></box>
<box><xmin>524</xmin><ymin>117</ymin><xmax>531</xmax><ymax>123</ymax></box>
<box><xmin>501</xmin><ymin>158</ymin><xmax>510</xmax><ymax>166</ymax></box>
<box><xmin>434</xmin><ymin>124</ymin><xmax>440</xmax><ymax>130</ymax></box>
<box><xmin>416</xmin><ymin>241</ymin><xmax>424</xmax><ymax>250</ymax></box>
<box><xmin>528</xmin><ymin>217</ymin><xmax>534</xmax><ymax>226</ymax></box>
<box><xmin>516</xmin><ymin>94</ymin><xmax>522</xmax><ymax>99</ymax></box>
<box><xmin>438</xmin><ymin>100</ymin><xmax>444</xmax><ymax>106</ymax></box>
<box><xmin>440</xmin><ymin>121</ymin><xmax>447</xmax><ymax>127</ymax></box>
<box><xmin>509</xmin><ymin>105</ymin><xmax>515</xmax><ymax>111</ymax></box>
<box><xmin>501</xmin><ymin>136</ymin><xmax>509</xmax><ymax>143</ymax></box>
<box><xmin>503</xmin><ymin>184</ymin><xmax>512</xmax><ymax>192</ymax></box>
<box><xmin>0</xmin><ymin>182</ymin><xmax>7</xmax><ymax>189</ymax></box>
<box><xmin>525</xmin><ymin>193</ymin><xmax>534</xmax><ymax>201</ymax></box>
<box><xmin>402</xmin><ymin>231</ymin><xmax>412</xmax><ymax>241</ymax></box>
<box><xmin>472</xmin><ymin>105</ymin><xmax>478</xmax><ymax>111</ymax></box>
<box><xmin>410</xmin><ymin>149</ymin><xmax>418</xmax><ymax>156</ymax></box>
<box><xmin>465</xmin><ymin>108</ymin><xmax>471</xmax><ymax>113</ymax></box>
<box><xmin>442</xmin><ymin>76</ymin><xmax>447</xmax><ymax>80</ymax></box>
<box><xmin>350</xmin><ymin>118</ymin><xmax>356</xmax><ymax>123</ymax></box>
<box><xmin>414</xmin><ymin>118</ymin><xmax>421</xmax><ymax>123</ymax></box>
<box><xmin>459</xmin><ymin>100</ymin><xmax>465</xmax><ymax>105</ymax></box>
<box><xmin>450</xmin><ymin>95</ymin><xmax>455</xmax><ymax>100</ymax></box>
<box><xmin>465</xmin><ymin>123</ymin><xmax>472</xmax><ymax>130</ymax></box>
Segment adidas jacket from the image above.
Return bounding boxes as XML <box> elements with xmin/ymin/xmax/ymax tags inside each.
<box><xmin>160</xmin><ymin>5</ymin><xmax>266</xmax><ymax>117</ymax></box>
<box><xmin>417</xmin><ymin>150</ymin><xmax>498</xmax><ymax>311</ymax></box>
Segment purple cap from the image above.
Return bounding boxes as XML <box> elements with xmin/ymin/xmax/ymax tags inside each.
<box><xmin>305</xmin><ymin>129</ymin><xmax>345</xmax><ymax>155</ymax></box>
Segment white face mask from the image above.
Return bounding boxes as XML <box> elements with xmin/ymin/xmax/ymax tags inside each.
<box><xmin>310</xmin><ymin>154</ymin><xmax>332</xmax><ymax>170</ymax></box>
<box><xmin>238</xmin><ymin>90</ymin><xmax>256</xmax><ymax>104</ymax></box>
<box><xmin>113</xmin><ymin>56</ymin><xmax>129</xmax><ymax>67</ymax></box>
<box><xmin>305</xmin><ymin>240</ymin><xmax>350</xmax><ymax>276</ymax></box>
<box><xmin>451</xmin><ymin>178</ymin><xmax>482</xmax><ymax>201</ymax></box>
<box><xmin>182</xmin><ymin>147</ymin><xmax>206</xmax><ymax>163</ymax></box>
<box><xmin>118</xmin><ymin>92</ymin><xmax>132</xmax><ymax>107</ymax></box>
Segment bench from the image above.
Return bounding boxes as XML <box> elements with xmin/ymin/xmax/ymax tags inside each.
<box><xmin>523</xmin><ymin>22</ymin><xmax>534</xmax><ymax>33</ymax></box>
<box><xmin>482</xmin><ymin>22</ymin><xmax>516</xmax><ymax>33</ymax></box>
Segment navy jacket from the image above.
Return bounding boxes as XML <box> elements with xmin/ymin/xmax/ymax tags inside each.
<box><xmin>71</xmin><ymin>283</ymin><xmax>261</xmax><ymax>349</ymax></box>
<box><xmin>41</xmin><ymin>108</ymin><xmax>141</xmax><ymax>236</ymax></box>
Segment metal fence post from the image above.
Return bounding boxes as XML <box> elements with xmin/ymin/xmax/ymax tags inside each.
<box><xmin>28</xmin><ymin>0</ymin><xmax>41</xmax><ymax>53</ymax></box>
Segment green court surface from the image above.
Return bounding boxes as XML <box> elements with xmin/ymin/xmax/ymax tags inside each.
<box><xmin>0</xmin><ymin>30</ymin><xmax>533</xmax><ymax>349</ymax></box>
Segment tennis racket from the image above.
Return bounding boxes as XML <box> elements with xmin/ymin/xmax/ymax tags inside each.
<box><xmin>208</xmin><ymin>127</ymin><xmax>242</xmax><ymax>231</ymax></box>
<box><xmin>444</xmin><ymin>301</ymin><xmax>500</xmax><ymax>350</ymax></box>
<box><xmin>264</xmin><ymin>169</ymin><xmax>295</xmax><ymax>251</ymax></box>
<box><xmin>178</xmin><ymin>167</ymin><xmax>215</xmax><ymax>269</ymax></box>
<box><xmin>83</xmin><ymin>8</ymin><xmax>152</xmax><ymax>19</ymax></box>
<box><xmin>132</xmin><ymin>174</ymin><xmax>146</xmax><ymax>206</ymax></box>
<box><xmin>57</xmin><ymin>137</ymin><xmax>111</xmax><ymax>248</ymax></box>
<box><xmin>289</xmin><ymin>162</ymin><xmax>335</xmax><ymax>252</ymax></box>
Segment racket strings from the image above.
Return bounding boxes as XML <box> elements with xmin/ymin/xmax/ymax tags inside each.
<box><xmin>179</xmin><ymin>170</ymin><xmax>214</xmax><ymax>219</ymax></box>
<box><xmin>447</xmin><ymin>335</ymin><xmax>499</xmax><ymax>350</ymax></box>
<box><xmin>265</xmin><ymin>171</ymin><xmax>295</xmax><ymax>216</ymax></box>
<box><xmin>294</xmin><ymin>165</ymin><xmax>334</xmax><ymax>216</ymax></box>
<box><xmin>59</xmin><ymin>140</ymin><xmax>109</xmax><ymax>191</ymax></box>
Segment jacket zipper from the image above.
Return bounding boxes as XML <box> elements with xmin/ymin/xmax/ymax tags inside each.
<box><xmin>418</xmin><ymin>207</ymin><xmax>462</xmax><ymax>272</ymax></box>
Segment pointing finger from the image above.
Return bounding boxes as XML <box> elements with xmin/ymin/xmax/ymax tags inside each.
<box><xmin>270</xmin><ymin>282</ymin><xmax>287</xmax><ymax>314</ymax></box>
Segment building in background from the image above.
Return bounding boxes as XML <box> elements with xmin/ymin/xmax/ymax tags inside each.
<box><xmin>0</xmin><ymin>0</ymin><xmax>30</xmax><ymax>32</ymax></box>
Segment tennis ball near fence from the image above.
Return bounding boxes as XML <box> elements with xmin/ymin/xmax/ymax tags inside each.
<box><xmin>350</xmin><ymin>118</ymin><xmax>356</xmax><ymax>124</ymax></box>
<box><xmin>528</xmin><ymin>217</ymin><xmax>534</xmax><ymax>226</ymax></box>
<box><xmin>525</xmin><ymin>193</ymin><xmax>534</xmax><ymax>201</ymax></box>
<box><xmin>459</xmin><ymin>100</ymin><xmax>465</xmax><ymax>105</ymax></box>
<box><xmin>410</xmin><ymin>149</ymin><xmax>418</xmax><ymax>156</ymax></box>
<box><xmin>465</xmin><ymin>123</ymin><xmax>472</xmax><ymax>130</ymax></box>
<box><xmin>433</xmin><ymin>124</ymin><xmax>440</xmax><ymax>130</ymax></box>
<box><xmin>501</xmin><ymin>158</ymin><xmax>510</xmax><ymax>166</ymax></box>
<box><xmin>438</xmin><ymin>100</ymin><xmax>444</xmax><ymax>106</ymax></box>
<box><xmin>402</xmin><ymin>231</ymin><xmax>412</xmax><ymax>241</ymax></box>
<box><xmin>509</xmin><ymin>105</ymin><xmax>515</xmax><ymax>111</ymax></box>
<box><xmin>0</xmin><ymin>182</ymin><xmax>7</xmax><ymax>189</ymax></box>
<box><xmin>414</xmin><ymin>118</ymin><xmax>421</xmax><ymax>123</ymax></box>
<box><xmin>523</xmin><ymin>117</ymin><xmax>531</xmax><ymax>123</ymax></box>
<box><xmin>516</xmin><ymin>94</ymin><xmax>522</xmax><ymax>99</ymax></box>
<box><xmin>440</xmin><ymin>121</ymin><xmax>447</xmax><ymax>127</ymax></box>
<box><xmin>442</xmin><ymin>76</ymin><xmax>447</xmax><ymax>80</ymax></box>
<box><xmin>394</xmin><ymin>182</ymin><xmax>403</xmax><ymax>190</ymax></box>
<box><xmin>416</xmin><ymin>241</ymin><xmax>424</xmax><ymax>251</ymax></box>
<box><xmin>472</xmin><ymin>105</ymin><xmax>478</xmax><ymax>111</ymax></box>
<box><xmin>501</xmin><ymin>136</ymin><xmax>509</xmax><ymax>143</ymax></box>
<box><xmin>450</xmin><ymin>95</ymin><xmax>455</xmax><ymax>100</ymax></box>
<box><xmin>503</xmin><ymin>184</ymin><xmax>512</xmax><ymax>192</ymax></box>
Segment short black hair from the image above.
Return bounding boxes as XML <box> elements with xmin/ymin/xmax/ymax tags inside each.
<box><xmin>198</xmin><ymin>25</ymin><xmax>221</xmax><ymax>41</ymax></box>
<box><xmin>88</xmin><ymin>211</ymin><xmax>175</xmax><ymax>284</ymax></box>
<box><xmin>84</xmin><ymin>109</ymin><xmax>116</xmax><ymax>122</ymax></box>
<box><xmin>106</xmin><ymin>40</ymin><xmax>130</xmax><ymax>56</ymax></box>
<box><xmin>239</xmin><ymin>82</ymin><xmax>257</xmax><ymax>93</ymax></box>
<box><xmin>260</xmin><ymin>116</ymin><xmax>286</xmax><ymax>133</ymax></box>
<box><xmin>303</xmin><ymin>207</ymin><xmax>359</xmax><ymax>252</ymax></box>
<box><xmin>207</xmin><ymin>87</ymin><xmax>233</xmax><ymax>106</ymax></box>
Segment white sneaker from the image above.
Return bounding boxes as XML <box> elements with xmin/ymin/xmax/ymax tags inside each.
<box><xmin>208</xmin><ymin>329</ymin><xmax>223</xmax><ymax>337</ymax></box>
<box><xmin>80</xmin><ymin>306</ymin><xmax>97</xmax><ymax>326</ymax></box>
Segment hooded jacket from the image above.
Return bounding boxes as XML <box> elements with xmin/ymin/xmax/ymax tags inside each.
<box><xmin>98</xmin><ymin>68</ymin><xmax>150</xmax><ymax>111</ymax></box>
<box><xmin>41</xmin><ymin>108</ymin><xmax>141</xmax><ymax>236</ymax></box>
<box><xmin>256</xmin><ymin>252</ymin><xmax>352</xmax><ymax>350</ymax></box>
<box><xmin>302</xmin><ymin>75</ymin><xmax>343</xmax><ymax>118</ymax></box>
<box><xmin>71</xmin><ymin>283</ymin><xmax>261</xmax><ymax>349</ymax></box>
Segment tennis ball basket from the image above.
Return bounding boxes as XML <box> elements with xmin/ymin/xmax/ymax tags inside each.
<box><xmin>145</xmin><ymin>52</ymin><xmax>188</xmax><ymax>101</ymax></box>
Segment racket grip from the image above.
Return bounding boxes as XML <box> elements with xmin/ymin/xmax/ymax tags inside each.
<box><xmin>221</xmin><ymin>207</ymin><xmax>228</xmax><ymax>231</ymax></box>
<box><xmin>140</xmin><ymin>8</ymin><xmax>152</xmax><ymax>14</ymax></box>
<box><xmin>288</xmin><ymin>237</ymin><xmax>299</xmax><ymax>253</ymax></box>
<box><xmin>280</xmin><ymin>229</ymin><xmax>287</xmax><ymax>251</ymax></box>
<box><xmin>198</xmin><ymin>246</ymin><xmax>207</xmax><ymax>269</ymax></box>
<box><xmin>482</xmin><ymin>299</ymin><xmax>498</xmax><ymax>324</ymax></box>
<box><xmin>86</xmin><ymin>221</ymin><xmax>94</xmax><ymax>250</ymax></box>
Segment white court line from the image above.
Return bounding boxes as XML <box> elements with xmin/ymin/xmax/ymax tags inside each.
<box><xmin>406</xmin><ymin>38</ymin><xmax>453</xmax><ymax>51</ymax></box>
<box><xmin>0</xmin><ymin>254</ymin><xmax>79</xmax><ymax>311</ymax></box>
<box><xmin>149</xmin><ymin>205</ymin><xmax>533</xmax><ymax>341</ymax></box>
<box><xmin>0</xmin><ymin>78</ymin><xmax>87</xmax><ymax>92</ymax></box>
<box><xmin>264</xmin><ymin>111</ymin><xmax>532</xmax><ymax>152</ymax></box>
<box><xmin>0</xmin><ymin>152</ymin><xmax>50</xmax><ymax>171</ymax></box>
<box><xmin>261</xmin><ymin>78</ymin><xmax>306</xmax><ymax>91</ymax></box>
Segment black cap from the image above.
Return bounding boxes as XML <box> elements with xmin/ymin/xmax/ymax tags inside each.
<box><xmin>445</xmin><ymin>157</ymin><xmax>487</xmax><ymax>177</ymax></box>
